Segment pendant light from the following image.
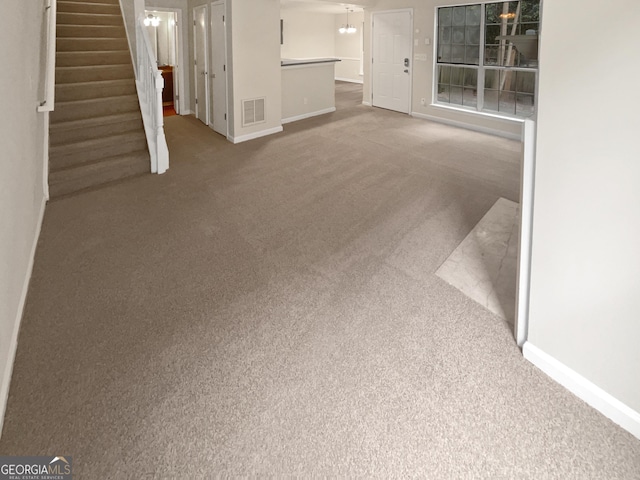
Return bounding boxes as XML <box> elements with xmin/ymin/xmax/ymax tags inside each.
<box><xmin>339</xmin><ymin>8</ymin><xmax>356</xmax><ymax>34</ymax></box>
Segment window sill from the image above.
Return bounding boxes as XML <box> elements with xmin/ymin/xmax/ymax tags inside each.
<box><xmin>430</xmin><ymin>102</ymin><xmax>528</xmax><ymax>123</ymax></box>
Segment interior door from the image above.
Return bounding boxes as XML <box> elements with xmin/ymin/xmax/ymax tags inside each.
<box><xmin>171</xmin><ymin>12</ymin><xmax>180</xmax><ymax>114</ymax></box>
<box><xmin>210</xmin><ymin>1</ymin><xmax>227</xmax><ymax>136</ymax></box>
<box><xmin>372</xmin><ymin>10</ymin><xmax>412</xmax><ymax>113</ymax></box>
<box><xmin>193</xmin><ymin>5</ymin><xmax>209</xmax><ymax>124</ymax></box>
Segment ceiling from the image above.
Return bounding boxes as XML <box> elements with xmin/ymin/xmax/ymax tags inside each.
<box><xmin>280</xmin><ymin>0</ymin><xmax>368</xmax><ymax>14</ymax></box>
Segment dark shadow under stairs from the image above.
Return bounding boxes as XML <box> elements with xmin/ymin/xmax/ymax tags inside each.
<box><xmin>50</xmin><ymin>0</ymin><xmax>150</xmax><ymax>198</ymax></box>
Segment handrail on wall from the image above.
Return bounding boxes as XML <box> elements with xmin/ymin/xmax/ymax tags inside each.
<box><xmin>38</xmin><ymin>0</ymin><xmax>57</xmax><ymax>113</ymax></box>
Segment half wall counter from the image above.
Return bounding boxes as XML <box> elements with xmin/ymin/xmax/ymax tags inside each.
<box><xmin>281</xmin><ymin>58</ymin><xmax>340</xmax><ymax>124</ymax></box>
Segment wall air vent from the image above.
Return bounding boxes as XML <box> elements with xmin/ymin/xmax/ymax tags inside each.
<box><xmin>242</xmin><ymin>97</ymin><xmax>266</xmax><ymax>127</ymax></box>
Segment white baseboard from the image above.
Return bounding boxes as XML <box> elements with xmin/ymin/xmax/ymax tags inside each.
<box><xmin>523</xmin><ymin>342</ymin><xmax>640</xmax><ymax>440</ymax></box>
<box><xmin>282</xmin><ymin>107</ymin><xmax>336</xmax><ymax>125</ymax></box>
<box><xmin>180</xmin><ymin>109</ymin><xmax>192</xmax><ymax>115</ymax></box>
<box><xmin>335</xmin><ymin>77</ymin><xmax>363</xmax><ymax>85</ymax></box>
<box><xmin>362</xmin><ymin>101</ymin><xmax>372</xmax><ymax>107</ymax></box>
<box><xmin>229</xmin><ymin>125</ymin><xmax>283</xmax><ymax>144</ymax></box>
<box><xmin>0</xmin><ymin>195</ymin><xmax>47</xmax><ymax>438</ymax></box>
<box><xmin>411</xmin><ymin>111</ymin><xmax>521</xmax><ymax>141</ymax></box>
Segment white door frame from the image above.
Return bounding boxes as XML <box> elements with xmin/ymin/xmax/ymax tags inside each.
<box><xmin>370</xmin><ymin>8</ymin><xmax>414</xmax><ymax>113</ymax></box>
<box><xmin>210</xmin><ymin>0</ymin><xmax>229</xmax><ymax>137</ymax></box>
<box><xmin>145</xmin><ymin>7</ymin><xmax>186</xmax><ymax>115</ymax></box>
<box><xmin>193</xmin><ymin>4</ymin><xmax>210</xmax><ymax>124</ymax></box>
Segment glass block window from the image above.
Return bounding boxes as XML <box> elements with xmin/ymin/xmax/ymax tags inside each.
<box><xmin>435</xmin><ymin>0</ymin><xmax>540</xmax><ymax>118</ymax></box>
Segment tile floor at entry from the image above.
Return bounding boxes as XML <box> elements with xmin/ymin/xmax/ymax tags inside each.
<box><xmin>436</xmin><ymin>197</ymin><xmax>519</xmax><ymax>324</ymax></box>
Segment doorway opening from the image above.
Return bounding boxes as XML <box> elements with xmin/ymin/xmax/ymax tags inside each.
<box><xmin>209</xmin><ymin>1</ymin><xmax>228</xmax><ymax>137</ymax></box>
<box><xmin>144</xmin><ymin>8</ymin><xmax>185</xmax><ymax>117</ymax></box>
<box><xmin>193</xmin><ymin>5</ymin><xmax>209</xmax><ymax>125</ymax></box>
<box><xmin>192</xmin><ymin>3</ymin><xmax>228</xmax><ymax>136</ymax></box>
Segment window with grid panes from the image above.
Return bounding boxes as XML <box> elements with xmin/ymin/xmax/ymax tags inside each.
<box><xmin>436</xmin><ymin>1</ymin><xmax>539</xmax><ymax>118</ymax></box>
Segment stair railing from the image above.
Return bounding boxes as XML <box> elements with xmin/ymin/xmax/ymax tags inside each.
<box><xmin>38</xmin><ymin>0</ymin><xmax>57</xmax><ymax>113</ymax></box>
<box><xmin>137</xmin><ymin>15</ymin><xmax>169</xmax><ymax>174</ymax></box>
<box><xmin>120</xmin><ymin>0</ymin><xmax>169</xmax><ymax>174</ymax></box>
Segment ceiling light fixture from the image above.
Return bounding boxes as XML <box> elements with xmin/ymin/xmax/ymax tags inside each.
<box><xmin>339</xmin><ymin>8</ymin><xmax>356</xmax><ymax>34</ymax></box>
<box><xmin>144</xmin><ymin>13</ymin><xmax>160</xmax><ymax>27</ymax></box>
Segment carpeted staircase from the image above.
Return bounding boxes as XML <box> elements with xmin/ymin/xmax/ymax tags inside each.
<box><xmin>50</xmin><ymin>0</ymin><xmax>149</xmax><ymax>197</ymax></box>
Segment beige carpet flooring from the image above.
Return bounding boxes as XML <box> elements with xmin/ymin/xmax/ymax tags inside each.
<box><xmin>1</xmin><ymin>82</ymin><xmax>639</xmax><ymax>477</ymax></box>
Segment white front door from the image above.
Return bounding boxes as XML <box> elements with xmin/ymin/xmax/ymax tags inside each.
<box><xmin>372</xmin><ymin>10</ymin><xmax>412</xmax><ymax>113</ymax></box>
<box><xmin>210</xmin><ymin>1</ymin><xmax>228</xmax><ymax>136</ymax></box>
<box><xmin>193</xmin><ymin>5</ymin><xmax>209</xmax><ymax>124</ymax></box>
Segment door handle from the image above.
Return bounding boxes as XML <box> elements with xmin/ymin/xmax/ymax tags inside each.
<box><xmin>404</xmin><ymin>57</ymin><xmax>410</xmax><ymax>67</ymax></box>
<box><xmin>404</xmin><ymin>69</ymin><xmax>409</xmax><ymax>73</ymax></box>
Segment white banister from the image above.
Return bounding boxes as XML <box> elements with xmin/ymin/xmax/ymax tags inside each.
<box><xmin>120</xmin><ymin>0</ymin><xmax>169</xmax><ymax>174</ymax></box>
<box><xmin>38</xmin><ymin>0</ymin><xmax>57</xmax><ymax>113</ymax></box>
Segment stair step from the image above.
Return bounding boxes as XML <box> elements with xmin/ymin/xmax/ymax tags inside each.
<box><xmin>56</xmin><ymin>78</ymin><xmax>136</xmax><ymax>102</ymax></box>
<box><xmin>50</xmin><ymin>131</ymin><xmax>147</xmax><ymax>171</ymax></box>
<box><xmin>63</xmin><ymin>0</ymin><xmax>120</xmax><ymax>5</ymax></box>
<box><xmin>56</xmin><ymin>64</ymin><xmax>133</xmax><ymax>83</ymax></box>
<box><xmin>50</xmin><ymin>112</ymin><xmax>143</xmax><ymax>146</ymax></box>
<box><xmin>51</xmin><ymin>94</ymin><xmax>139</xmax><ymax>122</ymax></box>
<box><xmin>56</xmin><ymin>50</ymin><xmax>131</xmax><ymax>67</ymax></box>
<box><xmin>49</xmin><ymin>150</ymin><xmax>150</xmax><ymax>198</ymax></box>
<box><xmin>57</xmin><ymin>24</ymin><xmax>125</xmax><ymax>38</ymax></box>
<box><xmin>57</xmin><ymin>1</ymin><xmax>121</xmax><ymax>15</ymax></box>
<box><xmin>57</xmin><ymin>12</ymin><xmax>123</xmax><ymax>26</ymax></box>
<box><xmin>48</xmin><ymin>0</ymin><xmax>153</xmax><ymax>199</ymax></box>
<box><xmin>56</xmin><ymin>37</ymin><xmax>128</xmax><ymax>51</ymax></box>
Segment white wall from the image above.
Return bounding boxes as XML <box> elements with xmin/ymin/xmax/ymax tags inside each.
<box><xmin>527</xmin><ymin>0</ymin><xmax>640</xmax><ymax>426</ymax></box>
<box><xmin>280</xmin><ymin>10</ymin><xmax>335</xmax><ymax>59</ymax></box>
<box><xmin>282</xmin><ymin>63</ymin><xmax>335</xmax><ymax>121</ymax></box>
<box><xmin>334</xmin><ymin>11</ymin><xmax>363</xmax><ymax>83</ymax></box>
<box><xmin>0</xmin><ymin>0</ymin><xmax>48</xmax><ymax>434</ymax></box>
<box><xmin>187</xmin><ymin>0</ymin><xmax>281</xmax><ymax>140</ymax></box>
<box><xmin>228</xmin><ymin>0</ymin><xmax>281</xmax><ymax>141</ymax></box>
<box><xmin>363</xmin><ymin>0</ymin><xmax>522</xmax><ymax>138</ymax></box>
